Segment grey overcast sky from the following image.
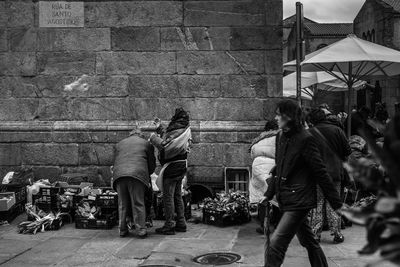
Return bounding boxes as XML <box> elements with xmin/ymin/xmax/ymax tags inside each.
<box><xmin>283</xmin><ymin>0</ymin><xmax>366</xmax><ymax>23</ymax></box>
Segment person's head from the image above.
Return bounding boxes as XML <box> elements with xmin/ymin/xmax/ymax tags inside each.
<box><xmin>358</xmin><ymin>106</ymin><xmax>371</xmax><ymax>120</ymax></box>
<box><xmin>129</xmin><ymin>125</ymin><xmax>145</xmax><ymax>139</ymax></box>
<box><xmin>264</xmin><ymin>119</ymin><xmax>278</xmax><ymax>132</ymax></box>
<box><xmin>318</xmin><ymin>103</ymin><xmax>332</xmax><ymax>115</ymax></box>
<box><xmin>275</xmin><ymin>100</ymin><xmax>303</xmax><ymax>131</ymax></box>
<box><xmin>308</xmin><ymin>108</ymin><xmax>326</xmax><ymax>126</ymax></box>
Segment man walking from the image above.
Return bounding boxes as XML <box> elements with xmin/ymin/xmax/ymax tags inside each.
<box><xmin>112</xmin><ymin>127</ymin><xmax>156</xmax><ymax>238</ymax></box>
<box><xmin>264</xmin><ymin>100</ymin><xmax>344</xmax><ymax>267</ymax></box>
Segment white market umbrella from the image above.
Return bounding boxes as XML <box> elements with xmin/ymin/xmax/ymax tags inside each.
<box><xmin>284</xmin><ymin>34</ymin><xmax>400</xmax><ymax>136</ymax></box>
<box><xmin>283</xmin><ymin>87</ymin><xmax>313</xmax><ymax>100</ymax></box>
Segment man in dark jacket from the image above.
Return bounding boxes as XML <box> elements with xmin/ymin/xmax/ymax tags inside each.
<box><xmin>112</xmin><ymin>127</ymin><xmax>156</xmax><ymax>238</ymax></box>
<box><xmin>308</xmin><ymin>108</ymin><xmax>351</xmax><ymax>243</ymax></box>
<box><xmin>264</xmin><ymin>100</ymin><xmax>343</xmax><ymax>267</ymax></box>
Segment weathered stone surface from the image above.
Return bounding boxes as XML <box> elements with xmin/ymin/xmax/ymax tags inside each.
<box><xmin>177</xmin><ymin>75</ymin><xmax>221</xmax><ymax>97</ymax></box>
<box><xmin>177</xmin><ymin>51</ymin><xmax>264</xmax><ymax>74</ymax></box>
<box><xmin>96</xmin><ymin>52</ymin><xmax>176</xmax><ymax>75</ymax></box>
<box><xmin>0</xmin><ymin>132</ymin><xmax>51</xmax><ymax>143</ymax></box>
<box><xmin>68</xmin><ymin>98</ymin><xmax>131</xmax><ymax>120</ymax></box>
<box><xmin>265</xmin><ymin>49</ymin><xmax>283</xmax><ymax>74</ymax></box>
<box><xmin>6</xmin><ymin>2</ymin><xmax>34</xmax><ymax>27</ymax></box>
<box><xmin>0</xmin><ymin>29</ymin><xmax>7</xmax><ymax>51</ymax></box>
<box><xmin>62</xmin><ymin>166</ymin><xmax>112</xmax><ymax>186</ymax></box>
<box><xmin>187</xmin><ymin>166</ymin><xmax>224</xmax><ymax>183</ymax></box>
<box><xmin>52</xmin><ymin>131</ymin><xmax>107</xmax><ymax>143</ymax></box>
<box><xmin>0</xmin><ymin>77</ymin><xmax>38</xmax><ymax>98</ymax></box>
<box><xmin>9</xmin><ymin>28</ymin><xmax>37</xmax><ymax>52</ymax></box>
<box><xmin>160</xmin><ymin>27</ymin><xmax>230</xmax><ymax>50</ymax></box>
<box><xmin>0</xmin><ymin>98</ymin><xmax>38</xmax><ymax>120</ymax></box>
<box><xmin>37</xmin><ymin>52</ymin><xmax>96</xmax><ymax>75</ymax></box>
<box><xmin>128</xmin><ymin>75</ymin><xmax>179</xmax><ymax>98</ymax></box>
<box><xmin>188</xmin><ymin>143</ymin><xmax>224</xmax><ymax>166</ymax></box>
<box><xmin>221</xmin><ymin>75</ymin><xmax>268</xmax><ymax>98</ymax></box>
<box><xmin>200</xmin><ymin>132</ymin><xmax>237</xmax><ymax>143</ymax></box>
<box><xmin>0</xmin><ymin>144</ymin><xmax>21</xmax><ymax>166</ymax></box>
<box><xmin>37</xmin><ymin>28</ymin><xmax>111</xmax><ymax>51</ymax></box>
<box><xmin>0</xmin><ymin>53</ymin><xmax>36</xmax><ymax>76</ymax></box>
<box><xmin>214</xmin><ymin>98</ymin><xmax>264</xmax><ymax>120</ymax></box>
<box><xmin>230</xmin><ymin>27</ymin><xmax>267</xmax><ymax>50</ymax></box>
<box><xmin>237</xmin><ymin>131</ymin><xmax>260</xmax><ymax>143</ymax></box>
<box><xmin>264</xmin><ymin>25</ymin><xmax>283</xmax><ymax>50</ymax></box>
<box><xmin>79</xmin><ymin>144</ymin><xmax>114</xmax><ymax>165</ymax></box>
<box><xmin>37</xmin><ymin>98</ymin><xmax>69</xmax><ymax>120</ymax></box>
<box><xmin>263</xmin><ymin>98</ymin><xmax>283</xmax><ymax>120</ymax></box>
<box><xmin>224</xmin><ymin>143</ymin><xmax>252</xmax><ymax>166</ymax></box>
<box><xmin>184</xmin><ymin>1</ymin><xmax>265</xmax><ymax>26</ymax></box>
<box><xmin>32</xmin><ymin>167</ymin><xmax>62</xmax><ymax>182</ymax></box>
<box><xmin>0</xmin><ymin>2</ymin><xmax>6</xmax><ymax>27</ymax></box>
<box><xmin>267</xmin><ymin>75</ymin><xmax>283</xmax><ymax>97</ymax></box>
<box><xmin>21</xmin><ymin>144</ymin><xmax>79</xmax><ymax>165</ymax></box>
<box><xmin>265</xmin><ymin>0</ymin><xmax>283</xmax><ymax>26</ymax></box>
<box><xmin>178</xmin><ymin>98</ymin><xmax>216</xmax><ymax>120</ymax></box>
<box><xmin>111</xmin><ymin>27</ymin><xmax>160</xmax><ymax>51</ymax></box>
<box><xmin>85</xmin><ymin>2</ymin><xmax>182</xmax><ymax>27</ymax></box>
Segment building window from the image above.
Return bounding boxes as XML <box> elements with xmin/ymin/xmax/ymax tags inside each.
<box><xmin>317</xmin><ymin>44</ymin><xmax>327</xmax><ymax>50</ymax></box>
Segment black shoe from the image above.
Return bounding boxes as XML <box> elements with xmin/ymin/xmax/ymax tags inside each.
<box><xmin>137</xmin><ymin>228</ymin><xmax>148</xmax><ymax>239</ymax></box>
<box><xmin>155</xmin><ymin>226</ymin><xmax>175</xmax><ymax>235</ymax></box>
<box><xmin>175</xmin><ymin>225</ymin><xmax>187</xmax><ymax>232</ymax></box>
<box><xmin>120</xmin><ymin>231</ymin><xmax>129</xmax><ymax>238</ymax></box>
<box><xmin>333</xmin><ymin>233</ymin><xmax>344</xmax><ymax>243</ymax></box>
<box><xmin>256</xmin><ymin>227</ymin><xmax>264</xmax><ymax>235</ymax></box>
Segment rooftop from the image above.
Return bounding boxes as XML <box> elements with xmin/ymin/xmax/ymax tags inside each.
<box><xmin>380</xmin><ymin>0</ymin><xmax>400</xmax><ymax>13</ymax></box>
<box><xmin>305</xmin><ymin>23</ymin><xmax>354</xmax><ymax>36</ymax></box>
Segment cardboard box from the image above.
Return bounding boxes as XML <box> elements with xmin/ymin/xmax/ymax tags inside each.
<box><xmin>0</xmin><ymin>192</ymin><xmax>16</xmax><ymax>211</ymax></box>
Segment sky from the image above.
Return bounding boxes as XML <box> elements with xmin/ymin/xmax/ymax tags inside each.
<box><xmin>283</xmin><ymin>0</ymin><xmax>366</xmax><ymax>23</ymax></box>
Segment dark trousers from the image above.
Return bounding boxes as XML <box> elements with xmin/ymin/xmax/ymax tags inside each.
<box><xmin>162</xmin><ymin>177</ymin><xmax>186</xmax><ymax>228</ymax></box>
<box><xmin>115</xmin><ymin>177</ymin><xmax>146</xmax><ymax>233</ymax></box>
<box><xmin>265</xmin><ymin>209</ymin><xmax>328</xmax><ymax>267</ymax></box>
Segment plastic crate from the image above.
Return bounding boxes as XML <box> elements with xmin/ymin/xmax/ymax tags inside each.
<box><xmin>75</xmin><ymin>212</ymin><xmax>117</xmax><ymax>229</ymax></box>
<box><xmin>0</xmin><ymin>184</ymin><xmax>27</xmax><ymax>205</ymax></box>
<box><xmin>96</xmin><ymin>194</ymin><xmax>118</xmax><ymax>214</ymax></box>
<box><xmin>0</xmin><ymin>202</ymin><xmax>24</xmax><ymax>223</ymax></box>
<box><xmin>33</xmin><ymin>187</ymin><xmax>60</xmax><ymax>212</ymax></box>
<box><xmin>202</xmin><ymin>208</ymin><xmax>250</xmax><ymax>227</ymax></box>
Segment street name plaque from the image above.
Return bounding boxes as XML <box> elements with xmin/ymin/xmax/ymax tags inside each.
<box><xmin>39</xmin><ymin>1</ymin><xmax>84</xmax><ymax>28</ymax></box>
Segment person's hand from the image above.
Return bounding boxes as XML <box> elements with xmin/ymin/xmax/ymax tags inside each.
<box><xmin>335</xmin><ymin>203</ymin><xmax>350</xmax><ymax>216</ymax></box>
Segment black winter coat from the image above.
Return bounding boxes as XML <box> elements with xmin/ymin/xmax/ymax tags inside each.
<box><xmin>266</xmin><ymin>128</ymin><xmax>342</xmax><ymax>211</ymax></box>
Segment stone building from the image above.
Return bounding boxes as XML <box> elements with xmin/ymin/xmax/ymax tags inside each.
<box><xmin>0</xmin><ymin>0</ymin><xmax>283</xmax><ymax>190</ymax></box>
<box><xmin>286</xmin><ymin>22</ymin><xmax>353</xmax><ymax>112</ymax></box>
<box><xmin>354</xmin><ymin>0</ymin><xmax>400</xmax><ymax>115</ymax></box>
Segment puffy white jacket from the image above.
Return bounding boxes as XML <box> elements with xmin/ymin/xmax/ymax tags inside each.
<box><xmin>249</xmin><ymin>132</ymin><xmax>276</xmax><ymax>203</ymax></box>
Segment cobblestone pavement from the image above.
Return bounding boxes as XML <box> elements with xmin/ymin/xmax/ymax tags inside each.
<box><xmin>0</xmin><ymin>214</ymin><xmax>397</xmax><ymax>267</ymax></box>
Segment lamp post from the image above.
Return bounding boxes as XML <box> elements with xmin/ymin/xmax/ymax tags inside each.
<box><xmin>296</xmin><ymin>2</ymin><xmax>304</xmax><ymax>106</ymax></box>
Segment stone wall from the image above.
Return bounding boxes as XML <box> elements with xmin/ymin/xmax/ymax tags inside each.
<box><xmin>0</xmin><ymin>0</ymin><xmax>283</xmax><ymax>189</ymax></box>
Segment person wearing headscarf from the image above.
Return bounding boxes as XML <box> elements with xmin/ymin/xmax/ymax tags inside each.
<box><xmin>150</xmin><ymin>108</ymin><xmax>192</xmax><ymax>235</ymax></box>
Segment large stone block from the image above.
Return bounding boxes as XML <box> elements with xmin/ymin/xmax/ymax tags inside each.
<box><xmin>230</xmin><ymin>27</ymin><xmax>267</xmax><ymax>50</ymax></box>
<box><xmin>79</xmin><ymin>144</ymin><xmax>114</xmax><ymax>165</ymax></box>
<box><xmin>128</xmin><ymin>75</ymin><xmax>179</xmax><ymax>98</ymax></box>
<box><xmin>33</xmin><ymin>167</ymin><xmax>62</xmax><ymax>182</ymax></box>
<box><xmin>6</xmin><ymin>2</ymin><xmax>34</xmax><ymax>27</ymax></box>
<box><xmin>37</xmin><ymin>52</ymin><xmax>96</xmax><ymax>75</ymax></box>
<box><xmin>220</xmin><ymin>75</ymin><xmax>269</xmax><ymax>98</ymax></box>
<box><xmin>0</xmin><ymin>132</ymin><xmax>52</xmax><ymax>143</ymax></box>
<box><xmin>177</xmin><ymin>51</ymin><xmax>264</xmax><ymax>74</ymax></box>
<box><xmin>214</xmin><ymin>98</ymin><xmax>264</xmax><ymax>120</ymax></box>
<box><xmin>68</xmin><ymin>98</ymin><xmax>131</xmax><ymax>120</ymax></box>
<box><xmin>37</xmin><ymin>28</ymin><xmax>111</xmax><ymax>51</ymax></box>
<box><xmin>37</xmin><ymin>98</ymin><xmax>69</xmax><ymax>120</ymax></box>
<box><xmin>223</xmin><ymin>143</ymin><xmax>252</xmax><ymax>166</ymax></box>
<box><xmin>266</xmin><ymin>75</ymin><xmax>283</xmax><ymax>97</ymax></box>
<box><xmin>0</xmin><ymin>2</ymin><xmax>6</xmax><ymax>27</ymax></box>
<box><xmin>177</xmin><ymin>75</ymin><xmax>221</xmax><ymax>97</ymax></box>
<box><xmin>0</xmin><ymin>144</ymin><xmax>21</xmax><ymax>166</ymax></box>
<box><xmin>188</xmin><ymin>143</ymin><xmax>224</xmax><ymax>166</ymax></box>
<box><xmin>265</xmin><ymin>0</ymin><xmax>283</xmax><ymax>26</ymax></box>
<box><xmin>265</xmin><ymin>49</ymin><xmax>282</xmax><ymax>74</ymax></box>
<box><xmin>187</xmin><ymin>166</ymin><xmax>224</xmax><ymax>183</ymax></box>
<box><xmin>0</xmin><ymin>99</ymin><xmax>38</xmax><ymax>120</ymax></box>
<box><xmin>0</xmin><ymin>29</ymin><xmax>7</xmax><ymax>51</ymax></box>
<box><xmin>0</xmin><ymin>77</ymin><xmax>38</xmax><ymax>98</ymax></box>
<box><xmin>0</xmin><ymin>53</ymin><xmax>36</xmax><ymax>76</ymax></box>
<box><xmin>129</xmin><ymin>98</ymin><xmax>159</xmax><ymax>120</ymax></box>
<box><xmin>62</xmin><ymin>166</ymin><xmax>112</xmax><ymax>186</ymax></box>
<box><xmin>237</xmin><ymin>132</ymin><xmax>260</xmax><ymax>143</ymax></box>
<box><xmin>264</xmin><ymin>25</ymin><xmax>283</xmax><ymax>50</ymax></box>
<box><xmin>9</xmin><ymin>28</ymin><xmax>37</xmax><ymax>52</ymax></box>
<box><xmin>21</xmin><ymin>144</ymin><xmax>79</xmax><ymax>165</ymax></box>
<box><xmin>160</xmin><ymin>27</ymin><xmax>230</xmax><ymax>51</ymax></box>
<box><xmin>179</xmin><ymin>98</ymin><xmax>216</xmax><ymax>120</ymax></box>
<box><xmin>111</xmin><ymin>27</ymin><xmax>160</xmax><ymax>51</ymax></box>
<box><xmin>52</xmin><ymin>131</ymin><xmax>109</xmax><ymax>143</ymax></box>
<box><xmin>85</xmin><ymin>2</ymin><xmax>182</xmax><ymax>27</ymax></box>
<box><xmin>96</xmin><ymin>52</ymin><xmax>176</xmax><ymax>75</ymax></box>
<box><xmin>184</xmin><ymin>1</ymin><xmax>265</xmax><ymax>26</ymax></box>
<box><xmin>200</xmin><ymin>132</ymin><xmax>237</xmax><ymax>143</ymax></box>
<box><xmin>263</xmin><ymin>98</ymin><xmax>283</xmax><ymax>120</ymax></box>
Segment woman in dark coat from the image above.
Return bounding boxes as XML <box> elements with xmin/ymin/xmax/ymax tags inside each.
<box><xmin>264</xmin><ymin>100</ymin><xmax>343</xmax><ymax>267</ymax></box>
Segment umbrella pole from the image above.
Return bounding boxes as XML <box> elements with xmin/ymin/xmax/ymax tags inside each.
<box><xmin>347</xmin><ymin>62</ymin><xmax>354</xmax><ymax>137</ymax></box>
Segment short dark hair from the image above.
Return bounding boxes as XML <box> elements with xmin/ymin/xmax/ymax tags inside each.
<box><xmin>276</xmin><ymin>100</ymin><xmax>303</xmax><ymax>131</ymax></box>
<box><xmin>264</xmin><ymin>120</ymin><xmax>278</xmax><ymax>131</ymax></box>
<box><xmin>308</xmin><ymin>108</ymin><xmax>326</xmax><ymax>125</ymax></box>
